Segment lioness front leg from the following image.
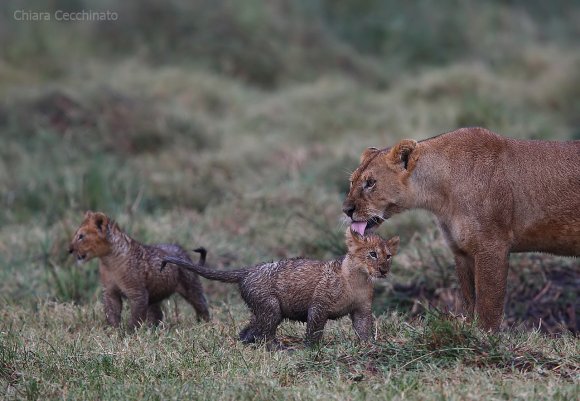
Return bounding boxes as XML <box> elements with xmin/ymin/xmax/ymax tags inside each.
<box><xmin>454</xmin><ymin>252</ymin><xmax>475</xmax><ymax>317</ymax></box>
<box><xmin>474</xmin><ymin>248</ymin><xmax>509</xmax><ymax>331</ymax></box>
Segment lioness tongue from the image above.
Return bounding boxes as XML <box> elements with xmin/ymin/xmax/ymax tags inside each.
<box><xmin>351</xmin><ymin>221</ymin><xmax>367</xmax><ymax>236</ymax></box>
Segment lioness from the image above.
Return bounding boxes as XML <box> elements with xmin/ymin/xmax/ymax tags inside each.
<box><xmin>68</xmin><ymin>211</ymin><xmax>211</xmax><ymax>329</ymax></box>
<box><xmin>161</xmin><ymin>228</ymin><xmax>399</xmax><ymax>347</ymax></box>
<box><xmin>343</xmin><ymin>127</ymin><xmax>580</xmax><ymax>331</ymax></box>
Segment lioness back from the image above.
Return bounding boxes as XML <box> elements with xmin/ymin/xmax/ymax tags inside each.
<box><xmin>506</xmin><ymin>137</ymin><xmax>580</xmax><ymax>254</ymax></box>
<box><xmin>423</xmin><ymin>128</ymin><xmax>580</xmax><ymax>255</ymax></box>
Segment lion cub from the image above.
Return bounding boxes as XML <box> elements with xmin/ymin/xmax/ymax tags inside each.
<box><xmin>68</xmin><ymin>211</ymin><xmax>210</xmax><ymax>330</ymax></box>
<box><xmin>161</xmin><ymin>229</ymin><xmax>399</xmax><ymax>346</ymax></box>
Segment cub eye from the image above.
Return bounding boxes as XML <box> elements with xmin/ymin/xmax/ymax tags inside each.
<box><xmin>386</xmin><ymin>254</ymin><xmax>391</xmax><ymax>260</ymax></box>
<box><xmin>369</xmin><ymin>251</ymin><xmax>378</xmax><ymax>259</ymax></box>
<box><xmin>364</xmin><ymin>178</ymin><xmax>376</xmax><ymax>189</ymax></box>
<box><xmin>78</xmin><ymin>234</ymin><xmax>84</xmax><ymax>241</ymax></box>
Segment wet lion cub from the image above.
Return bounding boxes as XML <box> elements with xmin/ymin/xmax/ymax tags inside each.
<box><xmin>162</xmin><ymin>229</ymin><xmax>399</xmax><ymax>346</ymax></box>
<box><xmin>68</xmin><ymin>211</ymin><xmax>210</xmax><ymax>329</ymax></box>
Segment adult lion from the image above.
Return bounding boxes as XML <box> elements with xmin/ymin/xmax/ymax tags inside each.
<box><xmin>343</xmin><ymin>127</ymin><xmax>580</xmax><ymax>330</ymax></box>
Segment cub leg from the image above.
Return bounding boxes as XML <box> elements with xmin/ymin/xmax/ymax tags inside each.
<box><xmin>239</xmin><ymin>316</ymin><xmax>260</xmax><ymax>344</ymax></box>
<box><xmin>126</xmin><ymin>289</ymin><xmax>149</xmax><ymax>331</ymax></box>
<box><xmin>254</xmin><ymin>298</ymin><xmax>283</xmax><ymax>345</ymax></box>
<box><xmin>177</xmin><ymin>271</ymin><xmax>211</xmax><ymax>322</ymax></box>
<box><xmin>305</xmin><ymin>305</ymin><xmax>328</xmax><ymax>346</ymax></box>
<box><xmin>147</xmin><ymin>303</ymin><xmax>164</xmax><ymax>326</ymax></box>
<box><xmin>474</xmin><ymin>247</ymin><xmax>509</xmax><ymax>331</ymax></box>
<box><xmin>455</xmin><ymin>252</ymin><xmax>476</xmax><ymax>317</ymax></box>
<box><xmin>350</xmin><ymin>308</ymin><xmax>373</xmax><ymax>342</ymax></box>
<box><xmin>102</xmin><ymin>287</ymin><xmax>123</xmax><ymax>328</ymax></box>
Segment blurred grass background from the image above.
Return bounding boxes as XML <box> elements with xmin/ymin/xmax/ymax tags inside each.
<box><xmin>1</xmin><ymin>0</ymin><xmax>579</xmax><ymax>329</ymax></box>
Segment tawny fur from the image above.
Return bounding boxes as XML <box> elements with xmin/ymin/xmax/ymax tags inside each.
<box><xmin>161</xmin><ymin>229</ymin><xmax>399</xmax><ymax>346</ymax></box>
<box><xmin>68</xmin><ymin>211</ymin><xmax>210</xmax><ymax>330</ymax></box>
<box><xmin>343</xmin><ymin>127</ymin><xmax>580</xmax><ymax>331</ymax></box>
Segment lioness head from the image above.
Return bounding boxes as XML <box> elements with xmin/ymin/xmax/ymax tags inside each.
<box><xmin>68</xmin><ymin>211</ymin><xmax>112</xmax><ymax>264</ymax></box>
<box><xmin>345</xmin><ymin>228</ymin><xmax>399</xmax><ymax>278</ymax></box>
<box><xmin>343</xmin><ymin>139</ymin><xmax>417</xmax><ymax>235</ymax></box>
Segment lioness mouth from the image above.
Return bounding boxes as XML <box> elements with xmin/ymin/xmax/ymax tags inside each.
<box><xmin>351</xmin><ymin>217</ymin><xmax>383</xmax><ymax>235</ymax></box>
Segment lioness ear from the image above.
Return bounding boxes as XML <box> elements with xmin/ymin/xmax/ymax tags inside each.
<box><xmin>84</xmin><ymin>210</ymin><xmax>94</xmax><ymax>218</ymax></box>
<box><xmin>345</xmin><ymin>228</ymin><xmax>364</xmax><ymax>250</ymax></box>
<box><xmin>386</xmin><ymin>236</ymin><xmax>400</xmax><ymax>255</ymax></box>
<box><xmin>359</xmin><ymin>147</ymin><xmax>380</xmax><ymax>164</ymax></box>
<box><xmin>386</xmin><ymin>139</ymin><xmax>417</xmax><ymax>170</ymax></box>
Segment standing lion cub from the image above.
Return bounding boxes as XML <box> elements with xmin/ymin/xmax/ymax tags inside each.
<box><xmin>68</xmin><ymin>211</ymin><xmax>210</xmax><ymax>329</ymax></box>
<box><xmin>161</xmin><ymin>228</ymin><xmax>399</xmax><ymax>347</ymax></box>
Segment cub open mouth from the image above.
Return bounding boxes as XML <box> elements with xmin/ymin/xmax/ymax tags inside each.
<box><xmin>350</xmin><ymin>217</ymin><xmax>383</xmax><ymax>235</ymax></box>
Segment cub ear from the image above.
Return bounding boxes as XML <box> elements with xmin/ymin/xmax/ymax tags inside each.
<box><xmin>386</xmin><ymin>236</ymin><xmax>400</xmax><ymax>255</ymax></box>
<box><xmin>84</xmin><ymin>210</ymin><xmax>94</xmax><ymax>218</ymax></box>
<box><xmin>92</xmin><ymin>212</ymin><xmax>109</xmax><ymax>235</ymax></box>
<box><xmin>345</xmin><ymin>227</ymin><xmax>364</xmax><ymax>250</ymax></box>
<box><xmin>359</xmin><ymin>147</ymin><xmax>380</xmax><ymax>164</ymax></box>
<box><xmin>386</xmin><ymin>139</ymin><xmax>417</xmax><ymax>170</ymax></box>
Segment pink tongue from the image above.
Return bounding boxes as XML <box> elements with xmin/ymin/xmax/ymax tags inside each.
<box><xmin>351</xmin><ymin>221</ymin><xmax>367</xmax><ymax>235</ymax></box>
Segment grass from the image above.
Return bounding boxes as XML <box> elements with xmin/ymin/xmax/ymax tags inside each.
<box><xmin>1</xmin><ymin>303</ymin><xmax>578</xmax><ymax>400</ymax></box>
<box><xmin>1</xmin><ymin>0</ymin><xmax>579</xmax><ymax>399</ymax></box>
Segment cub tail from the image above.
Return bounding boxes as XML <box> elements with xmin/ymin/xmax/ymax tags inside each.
<box><xmin>161</xmin><ymin>255</ymin><xmax>247</xmax><ymax>283</ymax></box>
<box><xmin>193</xmin><ymin>247</ymin><xmax>207</xmax><ymax>266</ymax></box>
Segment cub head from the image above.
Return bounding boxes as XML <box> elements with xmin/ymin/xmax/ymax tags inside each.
<box><xmin>343</xmin><ymin>139</ymin><xmax>417</xmax><ymax>235</ymax></box>
<box><xmin>68</xmin><ymin>211</ymin><xmax>112</xmax><ymax>264</ymax></box>
<box><xmin>345</xmin><ymin>228</ymin><xmax>399</xmax><ymax>278</ymax></box>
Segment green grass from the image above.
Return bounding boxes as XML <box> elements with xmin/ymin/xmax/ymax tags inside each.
<box><xmin>1</xmin><ymin>0</ymin><xmax>579</xmax><ymax>399</ymax></box>
<box><xmin>1</xmin><ymin>303</ymin><xmax>578</xmax><ymax>400</ymax></box>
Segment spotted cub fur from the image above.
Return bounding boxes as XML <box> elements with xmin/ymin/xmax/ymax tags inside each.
<box><xmin>162</xmin><ymin>228</ymin><xmax>399</xmax><ymax>346</ymax></box>
<box><xmin>69</xmin><ymin>211</ymin><xmax>210</xmax><ymax>329</ymax></box>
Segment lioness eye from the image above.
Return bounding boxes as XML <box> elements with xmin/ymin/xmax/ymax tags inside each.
<box><xmin>369</xmin><ymin>251</ymin><xmax>377</xmax><ymax>259</ymax></box>
<box><xmin>78</xmin><ymin>234</ymin><xmax>84</xmax><ymax>241</ymax></box>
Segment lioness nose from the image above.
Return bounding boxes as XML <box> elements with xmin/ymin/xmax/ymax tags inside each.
<box><xmin>343</xmin><ymin>204</ymin><xmax>355</xmax><ymax>218</ymax></box>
